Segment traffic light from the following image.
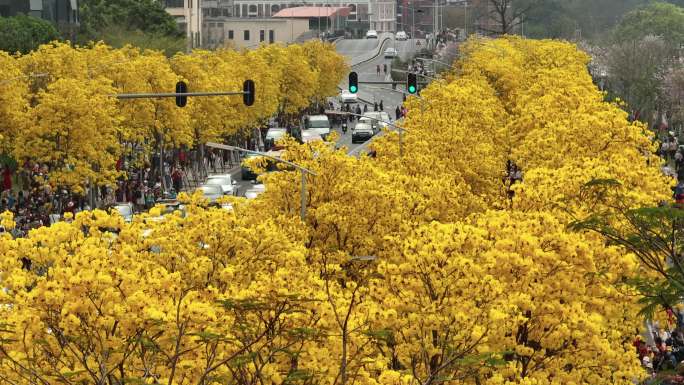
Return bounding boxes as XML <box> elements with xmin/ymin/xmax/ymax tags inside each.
<box><xmin>348</xmin><ymin>72</ymin><xmax>358</xmax><ymax>93</ymax></box>
<box><xmin>243</xmin><ymin>79</ymin><xmax>255</xmax><ymax>106</ymax></box>
<box><xmin>175</xmin><ymin>81</ymin><xmax>188</xmax><ymax>107</ymax></box>
<box><xmin>407</xmin><ymin>73</ymin><xmax>417</xmax><ymax>94</ymax></box>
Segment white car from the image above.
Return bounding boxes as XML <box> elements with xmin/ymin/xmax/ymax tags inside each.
<box><xmin>197</xmin><ymin>185</ymin><xmax>223</xmax><ymax>203</ymax></box>
<box><xmin>305</xmin><ymin>115</ymin><xmax>332</xmax><ymax>140</ymax></box>
<box><xmin>366</xmin><ymin>30</ymin><xmax>378</xmax><ymax>39</ymax></box>
<box><xmin>384</xmin><ymin>47</ymin><xmax>398</xmax><ymax>58</ymax></box>
<box><xmin>205</xmin><ymin>174</ymin><xmax>238</xmax><ymax>196</ymax></box>
<box><xmin>244</xmin><ymin>184</ymin><xmax>266</xmax><ymax>199</ymax></box>
<box><xmin>302</xmin><ymin>130</ymin><xmax>324</xmax><ymax>144</ymax></box>
<box><xmin>340</xmin><ymin>90</ymin><xmax>358</xmax><ymax>104</ymax></box>
<box><xmin>395</xmin><ymin>31</ymin><xmax>408</xmax><ymax>40</ymax></box>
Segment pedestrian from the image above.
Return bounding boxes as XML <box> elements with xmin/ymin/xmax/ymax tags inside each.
<box><xmin>395</xmin><ymin>106</ymin><xmax>401</xmax><ymax>120</ymax></box>
<box><xmin>383</xmin><ymin>64</ymin><xmax>387</xmax><ymax>74</ymax></box>
<box><xmin>355</xmin><ymin>104</ymin><xmax>362</xmax><ymax>118</ymax></box>
<box><xmin>376</xmin><ymin>64</ymin><xmax>381</xmax><ymax>76</ymax></box>
<box><xmin>374</xmin><ymin>102</ymin><xmax>378</xmax><ymax>112</ymax></box>
<box><xmin>363</xmin><ymin>104</ymin><xmax>368</xmax><ymax>113</ymax></box>
<box><xmin>171</xmin><ymin>165</ymin><xmax>184</xmax><ymax>193</ymax></box>
<box><xmin>379</xmin><ymin>100</ymin><xmax>384</xmax><ymax>111</ymax></box>
<box><xmin>2</xmin><ymin>166</ymin><xmax>11</xmax><ymax>192</ymax></box>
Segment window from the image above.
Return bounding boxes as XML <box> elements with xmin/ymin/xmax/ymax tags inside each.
<box><xmin>271</xmin><ymin>4</ymin><xmax>280</xmax><ymax>13</ymax></box>
<box><xmin>248</xmin><ymin>4</ymin><xmax>257</xmax><ymax>17</ymax></box>
<box><xmin>347</xmin><ymin>4</ymin><xmax>357</xmax><ymax>21</ymax></box>
<box><xmin>269</xmin><ymin>30</ymin><xmax>275</xmax><ymax>43</ymax></box>
<box><xmin>228</xmin><ymin>30</ymin><xmax>234</xmax><ymax>39</ymax></box>
<box><xmin>244</xmin><ymin>30</ymin><xmax>250</xmax><ymax>40</ymax></box>
<box><xmin>165</xmin><ymin>0</ymin><xmax>184</xmax><ymax>7</ymax></box>
<box><xmin>260</xmin><ymin>30</ymin><xmax>265</xmax><ymax>42</ymax></box>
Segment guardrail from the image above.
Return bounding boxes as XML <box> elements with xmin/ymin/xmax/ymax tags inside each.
<box><xmin>350</xmin><ymin>34</ymin><xmax>392</xmax><ymax>67</ymax></box>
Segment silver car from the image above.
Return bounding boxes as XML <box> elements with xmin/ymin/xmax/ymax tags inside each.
<box><xmin>205</xmin><ymin>175</ymin><xmax>237</xmax><ymax>196</ymax></box>
<box><xmin>197</xmin><ymin>185</ymin><xmax>223</xmax><ymax>203</ymax></box>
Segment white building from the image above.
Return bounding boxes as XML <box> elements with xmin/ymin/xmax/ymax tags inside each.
<box><xmin>203</xmin><ymin>17</ymin><xmax>310</xmax><ymax>48</ymax></box>
<box><xmin>201</xmin><ymin>0</ymin><xmax>394</xmax><ymax>35</ymax></box>
<box><xmin>164</xmin><ymin>0</ymin><xmax>203</xmax><ymax>49</ymax></box>
<box><xmin>166</xmin><ymin>0</ymin><xmax>395</xmax><ymax>47</ymax></box>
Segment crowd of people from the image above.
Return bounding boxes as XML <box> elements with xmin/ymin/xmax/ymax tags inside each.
<box><xmin>0</xmin><ymin>147</ymin><xmax>247</xmax><ymax>236</ymax></box>
<box><xmin>636</xmin><ymin>313</ymin><xmax>684</xmax><ymax>376</ymax></box>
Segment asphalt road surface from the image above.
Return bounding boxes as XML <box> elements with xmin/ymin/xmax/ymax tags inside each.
<box><xmin>227</xmin><ymin>37</ymin><xmax>423</xmax><ymax>194</ymax></box>
<box><xmin>332</xmin><ymin>37</ymin><xmax>421</xmax><ymax>154</ymax></box>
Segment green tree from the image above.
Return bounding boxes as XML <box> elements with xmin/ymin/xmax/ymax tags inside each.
<box><xmin>97</xmin><ymin>25</ymin><xmax>186</xmax><ymax>56</ymax></box>
<box><xmin>605</xmin><ymin>35</ymin><xmax>671</xmax><ymax>125</ymax></box>
<box><xmin>78</xmin><ymin>0</ymin><xmax>183</xmax><ymax>45</ymax></box>
<box><xmin>0</xmin><ymin>14</ymin><xmax>60</xmax><ymax>54</ymax></box>
<box><xmin>569</xmin><ymin>181</ymin><xmax>684</xmax><ymax>321</ymax></box>
<box><xmin>613</xmin><ymin>1</ymin><xmax>684</xmax><ymax>47</ymax></box>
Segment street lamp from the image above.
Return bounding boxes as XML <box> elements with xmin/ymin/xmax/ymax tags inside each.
<box><xmin>205</xmin><ymin>142</ymin><xmax>317</xmax><ymax>220</ymax></box>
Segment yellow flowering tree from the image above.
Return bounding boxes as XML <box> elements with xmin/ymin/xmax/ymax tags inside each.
<box><xmin>13</xmin><ymin>77</ymin><xmax>122</xmax><ymax>193</ymax></box>
<box><xmin>0</xmin><ymin>51</ymin><xmax>28</xmax><ymax>152</ymax></box>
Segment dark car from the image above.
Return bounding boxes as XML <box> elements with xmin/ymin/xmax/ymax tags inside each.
<box><xmin>241</xmin><ymin>153</ymin><xmax>260</xmax><ymax>180</ymax></box>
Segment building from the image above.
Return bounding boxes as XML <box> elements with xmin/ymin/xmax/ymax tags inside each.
<box><xmin>0</xmin><ymin>0</ymin><xmax>79</xmax><ymax>30</ymax></box>
<box><xmin>164</xmin><ymin>0</ymin><xmax>203</xmax><ymax>49</ymax></box>
<box><xmin>204</xmin><ymin>0</ymin><xmax>394</xmax><ymax>36</ymax></box>
<box><xmin>203</xmin><ymin>17</ymin><xmax>309</xmax><ymax>48</ymax></box>
<box><xmin>369</xmin><ymin>0</ymin><xmax>393</xmax><ymax>32</ymax></box>
<box><xmin>167</xmin><ymin>0</ymin><xmax>393</xmax><ymax>48</ymax></box>
<box><xmin>272</xmin><ymin>6</ymin><xmax>349</xmax><ymax>35</ymax></box>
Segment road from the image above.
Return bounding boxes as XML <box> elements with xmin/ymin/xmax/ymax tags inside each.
<box><xmin>220</xmin><ymin>37</ymin><xmax>423</xmax><ymax>196</ymax></box>
<box><xmin>331</xmin><ymin>37</ymin><xmax>420</xmax><ymax>154</ymax></box>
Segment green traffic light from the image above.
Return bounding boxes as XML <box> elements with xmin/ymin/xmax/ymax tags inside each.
<box><xmin>350</xmin><ymin>85</ymin><xmax>357</xmax><ymax>93</ymax></box>
<box><xmin>408</xmin><ymin>85</ymin><xmax>416</xmax><ymax>94</ymax></box>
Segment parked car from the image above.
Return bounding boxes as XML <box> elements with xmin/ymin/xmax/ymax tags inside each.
<box><xmin>265</xmin><ymin>127</ymin><xmax>288</xmax><ymax>151</ymax></box>
<box><xmin>366</xmin><ymin>29</ymin><xmax>378</xmax><ymax>39</ymax></box>
<box><xmin>154</xmin><ymin>199</ymin><xmax>187</xmax><ymax>217</ymax></box>
<box><xmin>302</xmin><ymin>130</ymin><xmax>324</xmax><ymax>144</ymax></box>
<box><xmin>197</xmin><ymin>184</ymin><xmax>223</xmax><ymax>203</ymax></box>
<box><xmin>352</xmin><ymin>122</ymin><xmax>374</xmax><ymax>143</ymax></box>
<box><xmin>384</xmin><ymin>47</ymin><xmax>398</xmax><ymax>58</ymax></box>
<box><xmin>340</xmin><ymin>90</ymin><xmax>358</xmax><ymax>104</ymax></box>
<box><xmin>395</xmin><ymin>31</ymin><xmax>408</xmax><ymax>40</ymax></box>
<box><xmin>204</xmin><ymin>175</ymin><xmax>238</xmax><ymax>196</ymax></box>
<box><xmin>305</xmin><ymin>114</ymin><xmax>332</xmax><ymax>140</ymax></box>
<box><xmin>110</xmin><ymin>202</ymin><xmax>134</xmax><ymax>222</ymax></box>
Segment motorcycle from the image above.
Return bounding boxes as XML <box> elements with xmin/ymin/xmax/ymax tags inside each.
<box><xmin>342</xmin><ymin>123</ymin><xmax>348</xmax><ymax>134</ymax></box>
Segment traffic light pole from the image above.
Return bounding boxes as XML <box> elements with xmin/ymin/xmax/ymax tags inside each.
<box><xmin>115</xmin><ymin>91</ymin><xmax>246</xmax><ymax>99</ymax></box>
<box><xmin>115</xmin><ymin>80</ymin><xmax>255</xmax><ymax>195</ymax></box>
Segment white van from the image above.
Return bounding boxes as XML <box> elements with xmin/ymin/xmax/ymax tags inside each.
<box><xmin>305</xmin><ymin>115</ymin><xmax>332</xmax><ymax>140</ymax></box>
